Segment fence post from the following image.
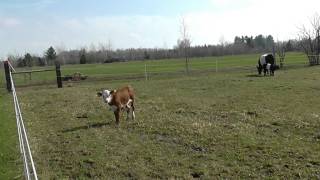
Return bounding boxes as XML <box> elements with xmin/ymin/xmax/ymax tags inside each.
<box><xmin>4</xmin><ymin>61</ymin><xmax>12</xmax><ymax>92</ymax></box>
<box><xmin>216</xmin><ymin>58</ymin><xmax>218</xmax><ymax>73</ymax></box>
<box><xmin>55</xmin><ymin>61</ymin><xmax>62</xmax><ymax>88</ymax></box>
<box><xmin>144</xmin><ymin>63</ymin><xmax>148</xmax><ymax>81</ymax></box>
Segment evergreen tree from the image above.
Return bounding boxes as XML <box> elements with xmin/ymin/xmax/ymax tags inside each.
<box><xmin>266</xmin><ymin>35</ymin><xmax>275</xmax><ymax>49</ymax></box>
<box><xmin>254</xmin><ymin>34</ymin><xmax>266</xmax><ymax>49</ymax></box>
<box><xmin>45</xmin><ymin>46</ymin><xmax>57</xmax><ymax>65</ymax></box>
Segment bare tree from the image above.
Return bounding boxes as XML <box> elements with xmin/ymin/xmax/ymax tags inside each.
<box><xmin>56</xmin><ymin>44</ymin><xmax>67</xmax><ymax>65</ymax></box>
<box><xmin>219</xmin><ymin>35</ymin><xmax>226</xmax><ymax>56</ymax></box>
<box><xmin>298</xmin><ymin>13</ymin><xmax>320</xmax><ymax>65</ymax></box>
<box><xmin>178</xmin><ymin>18</ymin><xmax>191</xmax><ymax>74</ymax></box>
<box><xmin>106</xmin><ymin>39</ymin><xmax>113</xmax><ymax>59</ymax></box>
<box><xmin>97</xmin><ymin>39</ymin><xmax>114</xmax><ymax>62</ymax></box>
<box><xmin>276</xmin><ymin>41</ymin><xmax>286</xmax><ymax>68</ymax></box>
<box><xmin>7</xmin><ymin>53</ymin><xmax>22</xmax><ymax>67</ymax></box>
<box><xmin>89</xmin><ymin>43</ymin><xmax>97</xmax><ymax>52</ymax></box>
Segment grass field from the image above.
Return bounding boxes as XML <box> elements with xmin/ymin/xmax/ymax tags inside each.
<box><xmin>1</xmin><ymin>52</ymin><xmax>320</xmax><ymax>179</ymax></box>
<box><xmin>0</xmin><ymin>52</ymin><xmax>308</xmax><ymax>87</ymax></box>
<box><xmin>0</xmin><ymin>89</ymin><xmax>21</xmax><ymax>179</ymax></box>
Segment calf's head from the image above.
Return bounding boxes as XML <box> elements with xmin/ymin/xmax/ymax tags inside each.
<box><xmin>97</xmin><ymin>89</ymin><xmax>115</xmax><ymax>104</ymax></box>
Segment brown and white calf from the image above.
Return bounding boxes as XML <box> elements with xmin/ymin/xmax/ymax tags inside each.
<box><xmin>97</xmin><ymin>85</ymin><xmax>135</xmax><ymax>124</ymax></box>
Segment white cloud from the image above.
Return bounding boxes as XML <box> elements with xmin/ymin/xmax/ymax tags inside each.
<box><xmin>56</xmin><ymin>15</ymin><xmax>180</xmax><ymax>49</ymax></box>
<box><xmin>0</xmin><ymin>17</ymin><xmax>21</xmax><ymax>28</ymax></box>
<box><xmin>0</xmin><ymin>15</ymin><xmax>181</xmax><ymax>58</ymax></box>
<box><xmin>209</xmin><ymin>0</ymin><xmax>252</xmax><ymax>10</ymax></box>
<box><xmin>184</xmin><ymin>0</ymin><xmax>320</xmax><ymax>44</ymax></box>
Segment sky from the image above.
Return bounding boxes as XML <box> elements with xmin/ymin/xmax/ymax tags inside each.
<box><xmin>0</xmin><ymin>0</ymin><xmax>320</xmax><ymax>59</ymax></box>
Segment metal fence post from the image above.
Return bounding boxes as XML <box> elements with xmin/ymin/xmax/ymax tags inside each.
<box><xmin>216</xmin><ymin>58</ymin><xmax>218</xmax><ymax>73</ymax></box>
<box><xmin>145</xmin><ymin>63</ymin><xmax>148</xmax><ymax>81</ymax></box>
<box><xmin>4</xmin><ymin>61</ymin><xmax>12</xmax><ymax>92</ymax></box>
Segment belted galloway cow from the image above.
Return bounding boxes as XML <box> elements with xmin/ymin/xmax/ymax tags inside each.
<box><xmin>257</xmin><ymin>53</ymin><xmax>276</xmax><ymax>76</ymax></box>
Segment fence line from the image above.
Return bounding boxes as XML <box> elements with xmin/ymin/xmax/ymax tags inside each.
<box><xmin>8</xmin><ymin>62</ymin><xmax>310</xmax><ymax>88</ymax></box>
<box><xmin>6</xmin><ymin>56</ymin><xmax>311</xmax><ymax>88</ymax></box>
<box><xmin>8</xmin><ymin>61</ymin><xmax>38</xmax><ymax>180</ymax></box>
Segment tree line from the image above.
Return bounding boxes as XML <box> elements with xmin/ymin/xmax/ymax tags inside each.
<box><xmin>6</xmin><ymin>35</ymin><xmax>302</xmax><ymax>68</ymax></box>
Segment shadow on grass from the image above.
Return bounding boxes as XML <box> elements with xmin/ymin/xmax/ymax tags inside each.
<box><xmin>246</xmin><ymin>74</ymin><xmax>263</xmax><ymax>77</ymax></box>
<box><xmin>61</xmin><ymin>122</ymin><xmax>111</xmax><ymax>133</ymax></box>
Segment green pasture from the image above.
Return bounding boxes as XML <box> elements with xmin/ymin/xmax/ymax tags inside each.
<box><xmin>0</xmin><ymin>89</ymin><xmax>21</xmax><ymax>179</ymax></box>
<box><xmin>1</xmin><ymin>52</ymin><xmax>319</xmax><ymax>179</ymax></box>
<box><xmin>0</xmin><ymin>52</ymin><xmax>308</xmax><ymax>87</ymax></box>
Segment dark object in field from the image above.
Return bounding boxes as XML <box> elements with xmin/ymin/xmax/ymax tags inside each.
<box><xmin>103</xmin><ymin>57</ymin><xmax>124</xmax><ymax>63</ymax></box>
<box><xmin>63</xmin><ymin>72</ymin><xmax>88</xmax><ymax>81</ymax></box>
<box><xmin>246</xmin><ymin>111</ymin><xmax>258</xmax><ymax>117</ymax></box>
<box><xmin>256</xmin><ymin>53</ymin><xmax>276</xmax><ymax>76</ymax></box>
<box><xmin>191</xmin><ymin>172</ymin><xmax>204</xmax><ymax>178</ymax></box>
<box><xmin>97</xmin><ymin>85</ymin><xmax>135</xmax><ymax>125</ymax></box>
<box><xmin>76</xmin><ymin>113</ymin><xmax>88</xmax><ymax>119</ymax></box>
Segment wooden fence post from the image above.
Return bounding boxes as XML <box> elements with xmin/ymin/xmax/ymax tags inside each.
<box><xmin>55</xmin><ymin>61</ymin><xmax>62</xmax><ymax>88</ymax></box>
<box><xmin>4</xmin><ymin>61</ymin><xmax>12</xmax><ymax>92</ymax></box>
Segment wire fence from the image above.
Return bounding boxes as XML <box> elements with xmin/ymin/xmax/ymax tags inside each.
<box><xmin>8</xmin><ymin>62</ymin><xmax>38</xmax><ymax>180</ymax></box>
<box><xmin>0</xmin><ymin>54</ymin><xmax>312</xmax><ymax>88</ymax></box>
<box><xmin>64</xmin><ymin>58</ymin><xmax>309</xmax><ymax>83</ymax></box>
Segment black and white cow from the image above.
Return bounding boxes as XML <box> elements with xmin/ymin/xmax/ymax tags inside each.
<box><xmin>257</xmin><ymin>53</ymin><xmax>275</xmax><ymax>76</ymax></box>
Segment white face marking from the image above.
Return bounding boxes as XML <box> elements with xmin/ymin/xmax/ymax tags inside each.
<box><xmin>101</xmin><ymin>89</ymin><xmax>112</xmax><ymax>103</ymax></box>
<box><xmin>103</xmin><ymin>89</ymin><xmax>110</xmax><ymax>94</ymax></box>
<box><xmin>106</xmin><ymin>95</ymin><xmax>112</xmax><ymax>104</ymax></box>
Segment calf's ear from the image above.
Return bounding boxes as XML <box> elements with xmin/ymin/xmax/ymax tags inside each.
<box><xmin>97</xmin><ymin>92</ymin><xmax>102</xmax><ymax>97</ymax></box>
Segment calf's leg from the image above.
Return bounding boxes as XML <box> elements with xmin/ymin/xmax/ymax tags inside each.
<box><xmin>114</xmin><ymin>109</ymin><xmax>120</xmax><ymax>125</ymax></box>
<box><xmin>131</xmin><ymin>104</ymin><xmax>135</xmax><ymax>120</ymax></box>
<box><xmin>126</xmin><ymin>108</ymin><xmax>131</xmax><ymax>120</ymax></box>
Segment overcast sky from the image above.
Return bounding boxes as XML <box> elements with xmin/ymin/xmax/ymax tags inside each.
<box><xmin>0</xmin><ymin>0</ymin><xmax>319</xmax><ymax>59</ymax></box>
